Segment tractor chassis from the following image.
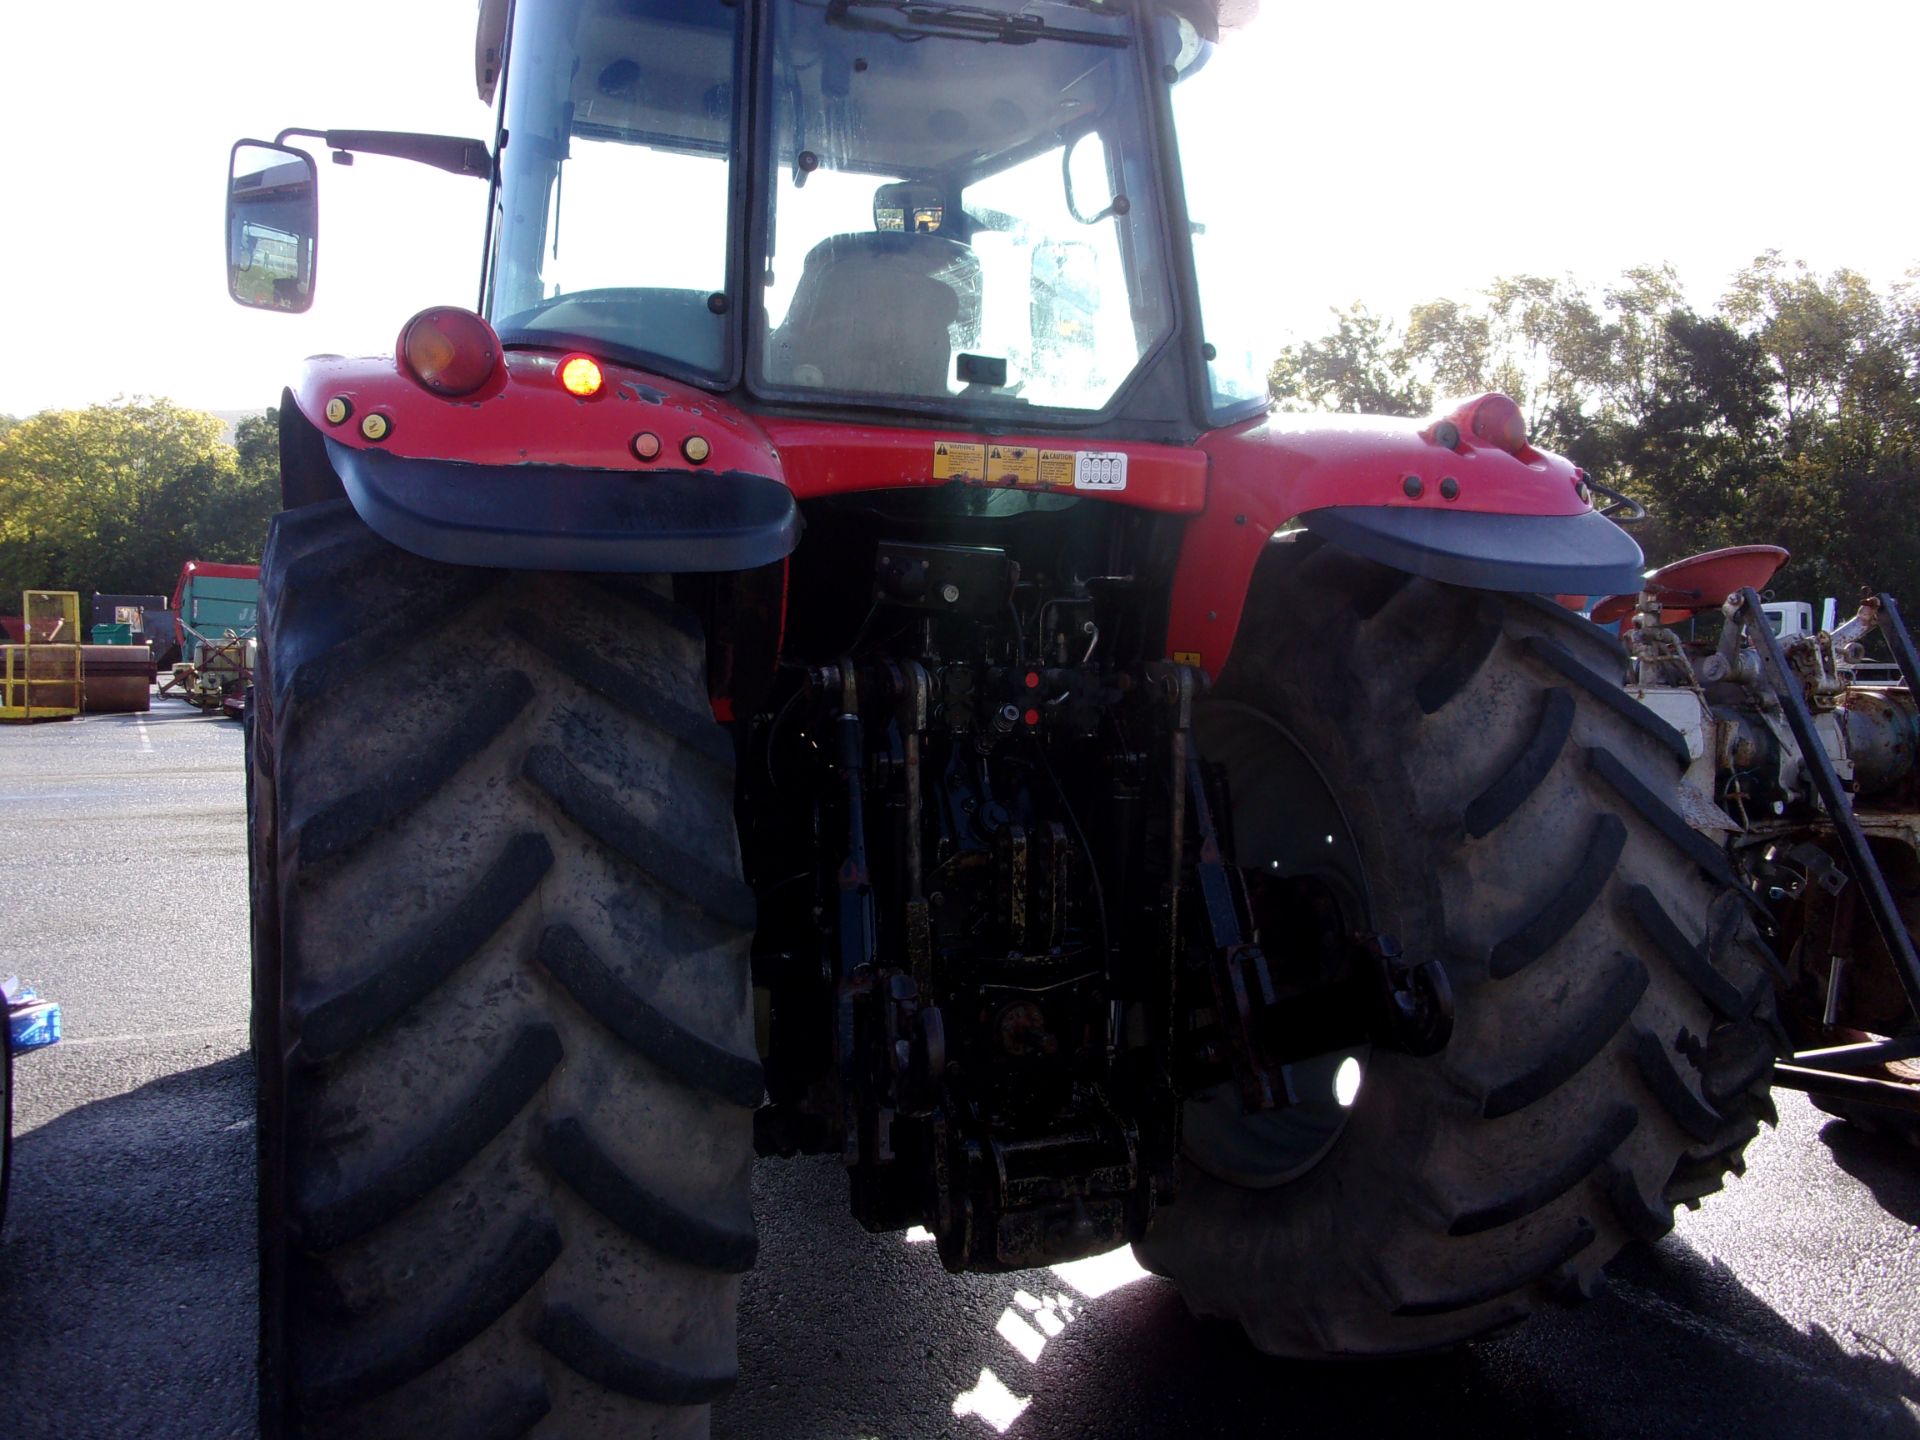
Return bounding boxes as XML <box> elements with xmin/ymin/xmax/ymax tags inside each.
<box><xmin>743</xmin><ymin>601</ymin><xmax>1443</xmax><ymax>1273</ymax></box>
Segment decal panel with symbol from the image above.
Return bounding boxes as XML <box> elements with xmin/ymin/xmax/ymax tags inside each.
<box><xmin>931</xmin><ymin>441</ymin><xmax>986</xmax><ymax>481</ymax></box>
<box><xmin>987</xmin><ymin>444</ymin><xmax>1038</xmax><ymax>486</ymax></box>
<box><xmin>1072</xmin><ymin>451</ymin><xmax>1128</xmax><ymax>491</ymax></box>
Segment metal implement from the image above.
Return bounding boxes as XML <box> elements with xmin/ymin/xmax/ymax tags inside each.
<box><xmin>0</xmin><ymin>591</ymin><xmax>83</xmax><ymax>723</ymax></box>
<box><xmin>79</xmin><ymin>645</ymin><xmax>154</xmax><ymax>714</ymax></box>
<box><xmin>1773</xmin><ymin>1064</ymin><xmax>1920</xmax><ymax>1117</ymax></box>
<box><xmin>1630</xmin><ymin>582</ymin><xmax>1920</xmax><ymax>1121</ymax></box>
<box><xmin>1733</xmin><ymin>586</ymin><xmax>1920</xmax><ymax>1020</ymax></box>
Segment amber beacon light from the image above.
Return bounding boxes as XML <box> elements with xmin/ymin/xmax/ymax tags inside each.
<box><xmin>397</xmin><ymin>307</ymin><xmax>501</xmax><ymax>397</ymax></box>
<box><xmin>559</xmin><ymin>353</ymin><xmax>605</xmax><ymax>397</ymax></box>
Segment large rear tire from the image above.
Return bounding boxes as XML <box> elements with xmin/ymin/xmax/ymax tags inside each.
<box><xmin>251</xmin><ymin>501</ymin><xmax>758</xmax><ymax>1437</ymax></box>
<box><xmin>1136</xmin><ymin>537</ymin><xmax>1781</xmax><ymax>1355</ymax></box>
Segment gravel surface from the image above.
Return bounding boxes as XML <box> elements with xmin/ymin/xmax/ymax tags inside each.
<box><xmin>2</xmin><ymin>697</ymin><xmax>1917</xmax><ymax>1439</ymax></box>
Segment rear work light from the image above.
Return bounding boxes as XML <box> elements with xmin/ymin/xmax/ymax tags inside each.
<box><xmin>398</xmin><ymin>307</ymin><xmax>501</xmax><ymax>397</ymax></box>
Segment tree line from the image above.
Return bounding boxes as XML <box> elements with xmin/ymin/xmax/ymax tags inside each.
<box><xmin>1267</xmin><ymin>252</ymin><xmax>1920</xmax><ymax>607</ymax></box>
<box><xmin>0</xmin><ymin>400</ymin><xmax>278</xmax><ymax>611</ymax></box>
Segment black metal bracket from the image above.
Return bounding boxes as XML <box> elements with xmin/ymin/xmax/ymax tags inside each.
<box><xmin>1753</xmin><ymin>840</ymin><xmax>1849</xmax><ymax>903</ymax></box>
<box><xmin>1363</xmin><ymin>934</ymin><xmax>1453</xmax><ymax>1057</ymax></box>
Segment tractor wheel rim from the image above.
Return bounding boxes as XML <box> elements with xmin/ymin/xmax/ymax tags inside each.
<box><xmin>1181</xmin><ymin>698</ymin><xmax>1373</xmax><ymax>1190</ymax></box>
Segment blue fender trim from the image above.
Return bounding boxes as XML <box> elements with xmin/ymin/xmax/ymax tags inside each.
<box><xmin>327</xmin><ymin>440</ymin><xmax>801</xmax><ymax>573</ymax></box>
<box><xmin>1302</xmin><ymin>504</ymin><xmax>1645</xmax><ymax>596</ymax></box>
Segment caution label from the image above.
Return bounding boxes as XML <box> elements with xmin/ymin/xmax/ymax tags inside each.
<box><xmin>1038</xmin><ymin>449</ymin><xmax>1076</xmax><ymax>488</ymax></box>
<box><xmin>987</xmin><ymin>443</ymin><xmax>1038</xmax><ymax>487</ymax></box>
<box><xmin>1073</xmin><ymin>451</ymin><xmax>1129</xmax><ymax>492</ymax></box>
<box><xmin>931</xmin><ymin>441</ymin><xmax>986</xmax><ymax>482</ymax></box>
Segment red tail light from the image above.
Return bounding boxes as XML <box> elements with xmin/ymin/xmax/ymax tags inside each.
<box><xmin>398</xmin><ymin>307</ymin><xmax>501</xmax><ymax>397</ymax></box>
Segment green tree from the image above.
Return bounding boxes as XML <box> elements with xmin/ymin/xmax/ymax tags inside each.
<box><xmin>1400</xmin><ymin>298</ymin><xmax>1491</xmax><ymax>400</ymax></box>
<box><xmin>1719</xmin><ymin>255</ymin><xmax>1920</xmax><ymax>603</ymax></box>
<box><xmin>1261</xmin><ymin>259</ymin><xmax>1920</xmax><ymax>606</ymax></box>
<box><xmin>0</xmin><ymin>398</ymin><xmax>278</xmax><ymax>606</ymax></box>
<box><xmin>1267</xmin><ymin>303</ymin><xmax>1429</xmax><ymax>416</ymax></box>
<box><xmin>1482</xmin><ymin>274</ymin><xmax>1609</xmax><ymax>450</ymax></box>
<box><xmin>1612</xmin><ymin>308</ymin><xmax>1779</xmax><ymax>564</ymax></box>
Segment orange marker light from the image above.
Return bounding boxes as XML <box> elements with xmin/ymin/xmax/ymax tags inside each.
<box><xmin>1469</xmin><ymin>393</ymin><xmax>1529</xmax><ymax>456</ymax></box>
<box><xmin>398</xmin><ymin>307</ymin><xmax>500</xmax><ymax>397</ymax></box>
<box><xmin>559</xmin><ymin>354</ymin><xmax>604</xmax><ymax>397</ymax></box>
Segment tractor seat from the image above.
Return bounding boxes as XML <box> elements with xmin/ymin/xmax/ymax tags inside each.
<box><xmin>767</xmin><ymin>232</ymin><xmax>981</xmax><ymax>398</ymax></box>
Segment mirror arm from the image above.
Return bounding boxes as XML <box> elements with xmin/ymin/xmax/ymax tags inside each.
<box><xmin>1059</xmin><ymin>134</ymin><xmax>1122</xmax><ymax>226</ymax></box>
<box><xmin>276</xmin><ymin>127</ymin><xmax>493</xmax><ymax>180</ymax></box>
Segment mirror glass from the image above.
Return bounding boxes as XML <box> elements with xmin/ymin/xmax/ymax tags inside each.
<box><xmin>227</xmin><ymin>141</ymin><xmax>317</xmax><ymax>312</ymax></box>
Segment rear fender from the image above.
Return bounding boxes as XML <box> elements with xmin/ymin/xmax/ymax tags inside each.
<box><xmin>1166</xmin><ymin>409</ymin><xmax>1643</xmax><ymax>673</ymax></box>
<box><xmin>283</xmin><ymin>355</ymin><xmax>800</xmax><ymax>720</ymax></box>
<box><xmin>287</xmin><ymin>353</ymin><xmax>800</xmax><ymax>574</ymax></box>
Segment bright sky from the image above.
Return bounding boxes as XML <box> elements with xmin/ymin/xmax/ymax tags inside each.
<box><xmin>3</xmin><ymin>0</ymin><xmax>1916</xmax><ymax>418</ymax></box>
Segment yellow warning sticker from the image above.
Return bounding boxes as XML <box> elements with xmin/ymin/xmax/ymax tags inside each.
<box><xmin>1038</xmin><ymin>449</ymin><xmax>1076</xmax><ymax>488</ymax></box>
<box><xmin>1172</xmin><ymin>651</ymin><xmax>1203</xmax><ymax>666</ymax></box>
<box><xmin>987</xmin><ymin>443</ymin><xmax>1038</xmax><ymax>487</ymax></box>
<box><xmin>932</xmin><ymin>441</ymin><xmax>986</xmax><ymax>482</ymax></box>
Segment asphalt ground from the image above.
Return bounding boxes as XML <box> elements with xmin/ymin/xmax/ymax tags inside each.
<box><xmin>1</xmin><ymin>699</ymin><xmax>1917</xmax><ymax>1438</ymax></box>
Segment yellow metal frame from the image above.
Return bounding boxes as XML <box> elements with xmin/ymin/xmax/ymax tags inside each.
<box><xmin>0</xmin><ymin>590</ymin><xmax>84</xmax><ymax>721</ymax></box>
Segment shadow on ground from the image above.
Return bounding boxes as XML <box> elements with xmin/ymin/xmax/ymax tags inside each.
<box><xmin>723</xmin><ymin>1154</ymin><xmax>1920</xmax><ymax>1440</ymax></box>
<box><xmin>5</xmin><ymin>1063</ymin><xmax>1916</xmax><ymax>1440</ymax></box>
<box><xmin>1819</xmin><ymin>1116</ymin><xmax>1920</xmax><ymax>1226</ymax></box>
<box><xmin>0</xmin><ymin>1056</ymin><xmax>254</xmax><ymax>1439</ymax></box>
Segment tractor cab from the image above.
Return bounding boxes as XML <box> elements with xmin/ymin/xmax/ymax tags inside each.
<box><xmin>490</xmin><ymin>0</ymin><xmax>1207</xmax><ymax>422</ymax></box>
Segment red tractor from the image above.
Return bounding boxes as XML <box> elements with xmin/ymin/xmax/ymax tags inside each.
<box><xmin>229</xmin><ymin>2</ymin><xmax>1779</xmax><ymax>1435</ymax></box>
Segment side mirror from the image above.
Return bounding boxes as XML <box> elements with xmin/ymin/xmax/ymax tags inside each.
<box><xmin>227</xmin><ymin>140</ymin><xmax>318</xmax><ymax>313</ymax></box>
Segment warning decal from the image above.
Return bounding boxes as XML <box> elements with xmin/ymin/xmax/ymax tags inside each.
<box><xmin>1072</xmin><ymin>451</ymin><xmax>1128</xmax><ymax>492</ymax></box>
<box><xmin>987</xmin><ymin>443</ymin><xmax>1038</xmax><ymax>487</ymax></box>
<box><xmin>1038</xmin><ymin>449</ymin><xmax>1076</xmax><ymax>488</ymax></box>
<box><xmin>932</xmin><ymin>441</ymin><xmax>986</xmax><ymax>482</ymax></box>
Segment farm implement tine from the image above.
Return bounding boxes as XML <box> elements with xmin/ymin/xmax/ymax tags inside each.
<box><xmin>1772</xmin><ymin>1065</ymin><xmax>1920</xmax><ymax>1116</ymax></box>
<box><xmin>1787</xmin><ymin>1035</ymin><xmax>1920</xmax><ymax>1074</ymax></box>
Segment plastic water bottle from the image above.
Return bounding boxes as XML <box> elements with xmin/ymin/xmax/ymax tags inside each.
<box><xmin>7</xmin><ymin>997</ymin><xmax>61</xmax><ymax>1051</ymax></box>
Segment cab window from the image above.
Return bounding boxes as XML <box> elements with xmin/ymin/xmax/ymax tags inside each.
<box><xmin>754</xmin><ymin>0</ymin><xmax>1172</xmax><ymax>415</ymax></box>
